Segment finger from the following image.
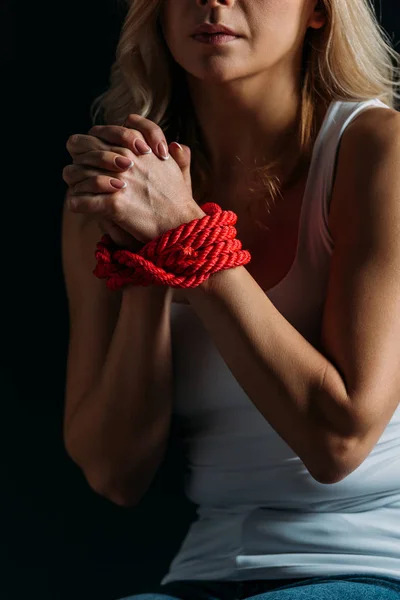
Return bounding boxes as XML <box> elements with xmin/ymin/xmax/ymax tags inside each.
<box><xmin>73</xmin><ymin>150</ymin><xmax>135</xmax><ymax>173</ymax></box>
<box><xmin>67</xmin><ymin>191</ymin><xmax>122</xmax><ymax>218</ymax></box>
<box><xmin>169</xmin><ymin>142</ymin><xmax>192</xmax><ymax>192</ymax></box>
<box><xmin>66</xmin><ymin>133</ymin><xmax>108</xmax><ymax>157</ymax></box>
<box><xmin>69</xmin><ymin>174</ymin><xmax>127</xmax><ymax>195</ymax></box>
<box><xmin>124</xmin><ymin>114</ymin><xmax>170</xmax><ymax>161</ymax></box>
<box><xmin>91</xmin><ymin>123</ymin><xmax>156</xmax><ymax>158</ymax></box>
<box><xmin>63</xmin><ymin>164</ymin><xmax>100</xmax><ymax>186</ymax></box>
<box><xmin>63</xmin><ymin>162</ymin><xmax>132</xmax><ymax>187</ymax></box>
<box><xmin>66</xmin><ymin>133</ymin><xmax>136</xmax><ymax>161</ymax></box>
<box><xmin>62</xmin><ymin>164</ymin><xmax>109</xmax><ymax>186</ymax></box>
<box><xmin>90</xmin><ymin>117</ymin><xmax>170</xmax><ymax>161</ymax></box>
<box><xmin>87</xmin><ymin>124</ymin><xmax>145</xmax><ymax>156</ymax></box>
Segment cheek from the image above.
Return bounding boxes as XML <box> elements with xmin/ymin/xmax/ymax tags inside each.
<box><xmin>251</xmin><ymin>1</ymin><xmax>305</xmax><ymax>56</ymax></box>
<box><xmin>158</xmin><ymin>2</ymin><xmax>186</xmax><ymax>62</ymax></box>
<box><xmin>251</xmin><ymin>0</ymin><xmax>304</xmax><ymax>31</ymax></box>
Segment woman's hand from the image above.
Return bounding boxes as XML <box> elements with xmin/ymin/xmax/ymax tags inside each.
<box><xmin>63</xmin><ymin>125</ymin><xmax>144</xmax><ymax>249</ymax></box>
<box><xmin>62</xmin><ymin>123</ymin><xmax>153</xmax><ymax>249</ymax></box>
<box><xmin>62</xmin><ymin>115</ymin><xmax>205</xmax><ymax>245</ymax></box>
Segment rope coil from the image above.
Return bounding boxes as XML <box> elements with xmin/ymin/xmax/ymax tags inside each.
<box><xmin>93</xmin><ymin>202</ymin><xmax>252</xmax><ymax>290</ymax></box>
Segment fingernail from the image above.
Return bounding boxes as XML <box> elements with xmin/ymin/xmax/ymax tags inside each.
<box><xmin>171</xmin><ymin>142</ymin><xmax>183</xmax><ymax>151</ymax></box>
<box><xmin>157</xmin><ymin>141</ymin><xmax>169</xmax><ymax>160</ymax></box>
<box><xmin>133</xmin><ymin>139</ymin><xmax>152</xmax><ymax>154</ymax></box>
<box><xmin>110</xmin><ymin>178</ymin><xmax>127</xmax><ymax>189</ymax></box>
<box><xmin>115</xmin><ymin>156</ymin><xmax>134</xmax><ymax>169</ymax></box>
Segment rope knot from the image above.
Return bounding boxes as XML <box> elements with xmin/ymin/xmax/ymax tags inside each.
<box><xmin>93</xmin><ymin>202</ymin><xmax>251</xmax><ymax>289</ymax></box>
<box><xmin>177</xmin><ymin>244</ymin><xmax>198</xmax><ymax>261</ymax></box>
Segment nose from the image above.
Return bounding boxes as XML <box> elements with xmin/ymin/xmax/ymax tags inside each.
<box><xmin>196</xmin><ymin>0</ymin><xmax>235</xmax><ymax>6</ymax></box>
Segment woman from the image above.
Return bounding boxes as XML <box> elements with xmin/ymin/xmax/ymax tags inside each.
<box><xmin>61</xmin><ymin>0</ymin><xmax>400</xmax><ymax>599</ymax></box>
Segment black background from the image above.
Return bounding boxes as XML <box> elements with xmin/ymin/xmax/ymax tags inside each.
<box><xmin>4</xmin><ymin>2</ymin><xmax>400</xmax><ymax>599</ymax></box>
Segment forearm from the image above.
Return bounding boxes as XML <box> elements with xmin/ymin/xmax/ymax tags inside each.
<box><xmin>183</xmin><ymin>266</ymin><xmax>353</xmax><ymax>484</ymax></box>
<box><xmin>65</xmin><ymin>285</ymin><xmax>174</xmax><ymax>499</ymax></box>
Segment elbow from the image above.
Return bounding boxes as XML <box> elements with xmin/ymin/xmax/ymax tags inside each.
<box><xmin>86</xmin><ymin>473</ymin><xmax>142</xmax><ymax>508</ymax></box>
<box><xmin>308</xmin><ymin>463</ymin><xmax>348</xmax><ymax>485</ymax></box>
<box><xmin>64</xmin><ymin>438</ymin><xmax>142</xmax><ymax>508</ymax></box>
<box><xmin>81</xmin><ymin>462</ymin><xmax>144</xmax><ymax>508</ymax></box>
<box><xmin>306</xmin><ymin>434</ymin><xmax>363</xmax><ymax>485</ymax></box>
<box><xmin>306</xmin><ymin>390</ymin><xmax>370</xmax><ymax>484</ymax></box>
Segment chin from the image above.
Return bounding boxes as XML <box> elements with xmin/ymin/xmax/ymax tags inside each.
<box><xmin>183</xmin><ymin>60</ymin><xmax>245</xmax><ymax>84</ymax></box>
<box><xmin>170</xmin><ymin>43</ymin><xmax>244</xmax><ymax>82</ymax></box>
<box><xmin>195</xmin><ymin>71</ymin><xmax>237</xmax><ymax>83</ymax></box>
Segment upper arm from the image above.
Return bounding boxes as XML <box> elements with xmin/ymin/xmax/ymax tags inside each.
<box><xmin>61</xmin><ymin>197</ymin><xmax>122</xmax><ymax>433</ymax></box>
<box><xmin>319</xmin><ymin>108</ymin><xmax>400</xmax><ymax>471</ymax></box>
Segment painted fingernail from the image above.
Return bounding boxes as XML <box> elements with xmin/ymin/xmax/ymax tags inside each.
<box><xmin>133</xmin><ymin>139</ymin><xmax>152</xmax><ymax>154</ymax></box>
<box><xmin>115</xmin><ymin>156</ymin><xmax>134</xmax><ymax>169</ymax></box>
<box><xmin>157</xmin><ymin>141</ymin><xmax>169</xmax><ymax>160</ymax></box>
<box><xmin>110</xmin><ymin>178</ymin><xmax>127</xmax><ymax>189</ymax></box>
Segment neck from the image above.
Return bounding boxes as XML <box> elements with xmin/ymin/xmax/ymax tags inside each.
<box><xmin>187</xmin><ymin>67</ymin><xmax>305</xmax><ymax>186</ymax></box>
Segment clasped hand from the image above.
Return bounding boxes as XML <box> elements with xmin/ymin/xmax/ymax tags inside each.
<box><xmin>62</xmin><ymin>114</ymin><xmax>206</xmax><ymax>247</ymax></box>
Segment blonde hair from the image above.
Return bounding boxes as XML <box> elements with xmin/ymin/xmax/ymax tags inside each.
<box><xmin>90</xmin><ymin>0</ymin><xmax>400</xmax><ymax>228</ymax></box>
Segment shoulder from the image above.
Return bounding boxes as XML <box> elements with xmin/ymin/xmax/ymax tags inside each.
<box><xmin>341</xmin><ymin>103</ymin><xmax>400</xmax><ymax>165</ymax></box>
<box><xmin>329</xmin><ymin>104</ymin><xmax>400</xmax><ymax>241</ymax></box>
<box><xmin>341</xmin><ymin>104</ymin><xmax>400</xmax><ymax>161</ymax></box>
<box><xmin>345</xmin><ymin>103</ymin><xmax>400</xmax><ymax>149</ymax></box>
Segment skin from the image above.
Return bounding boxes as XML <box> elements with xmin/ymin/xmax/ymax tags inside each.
<box><xmin>160</xmin><ymin>0</ymin><xmax>326</xmax><ymax>185</ymax></box>
<box><xmin>61</xmin><ymin>1</ymin><xmax>400</xmax><ymax>484</ymax></box>
<box><xmin>63</xmin><ymin>0</ymin><xmax>327</xmax><ymax>239</ymax></box>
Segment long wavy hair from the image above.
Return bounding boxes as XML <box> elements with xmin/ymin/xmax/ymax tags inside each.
<box><xmin>90</xmin><ymin>0</ymin><xmax>400</xmax><ymax>229</ymax></box>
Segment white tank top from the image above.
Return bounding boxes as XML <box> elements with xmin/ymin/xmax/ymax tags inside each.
<box><xmin>161</xmin><ymin>98</ymin><xmax>400</xmax><ymax>584</ymax></box>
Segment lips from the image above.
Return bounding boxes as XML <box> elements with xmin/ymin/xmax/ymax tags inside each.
<box><xmin>192</xmin><ymin>23</ymin><xmax>240</xmax><ymax>37</ymax></box>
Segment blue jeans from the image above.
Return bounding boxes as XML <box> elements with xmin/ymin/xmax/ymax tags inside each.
<box><xmin>118</xmin><ymin>574</ymin><xmax>400</xmax><ymax>600</ymax></box>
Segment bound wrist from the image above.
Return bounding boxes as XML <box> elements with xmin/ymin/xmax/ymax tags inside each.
<box><xmin>94</xmin><ymin>203</ymin><xmax>251</xmax><ymax>291</ymax></box>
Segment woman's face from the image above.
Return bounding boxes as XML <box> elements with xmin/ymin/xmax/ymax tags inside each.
<box><xmin>159</xmin><ymin>0</ymin><xmax>326</xmax><ymax>83</ymax></box>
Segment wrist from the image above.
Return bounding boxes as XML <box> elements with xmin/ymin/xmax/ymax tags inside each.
<box><xmin>94</xmin><ymin>202</ymin><xmax>251</xmax><ymax>291</ymax></box>
<box><xmin>180</xmin><ymin>203</ymin><xmax>207</xmax><ymax>224</ymax></box>
<box><xmin>121</xmin><ymin>285</ymin><xmax>173</xmax><ymax>313</ymax></box>
<box><xmin>122</xmin><ymin>283</ymin><xmax>171</xmax><ymax>299</ymax></box>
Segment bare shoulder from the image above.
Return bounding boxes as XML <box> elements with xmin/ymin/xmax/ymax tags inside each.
<box><xmin>346</xmin><ymin>103</ymin><xmax>399</xmax><ymax>135</ymax></box>
<box><xmin>341</xmin><ymin>104</ymin><xmax>400</xmax><ymax>162</ymax></box>
<box><xmin>329</xmin><ymin>104</ymin><xmax>400</xmax><ymax>240</ymax></box>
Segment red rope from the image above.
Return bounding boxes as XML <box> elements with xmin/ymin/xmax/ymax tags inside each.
<box><xmin>93</xmin><ymin>202</ymin><xmax>252</xmax><ymax>290</ymax></box>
